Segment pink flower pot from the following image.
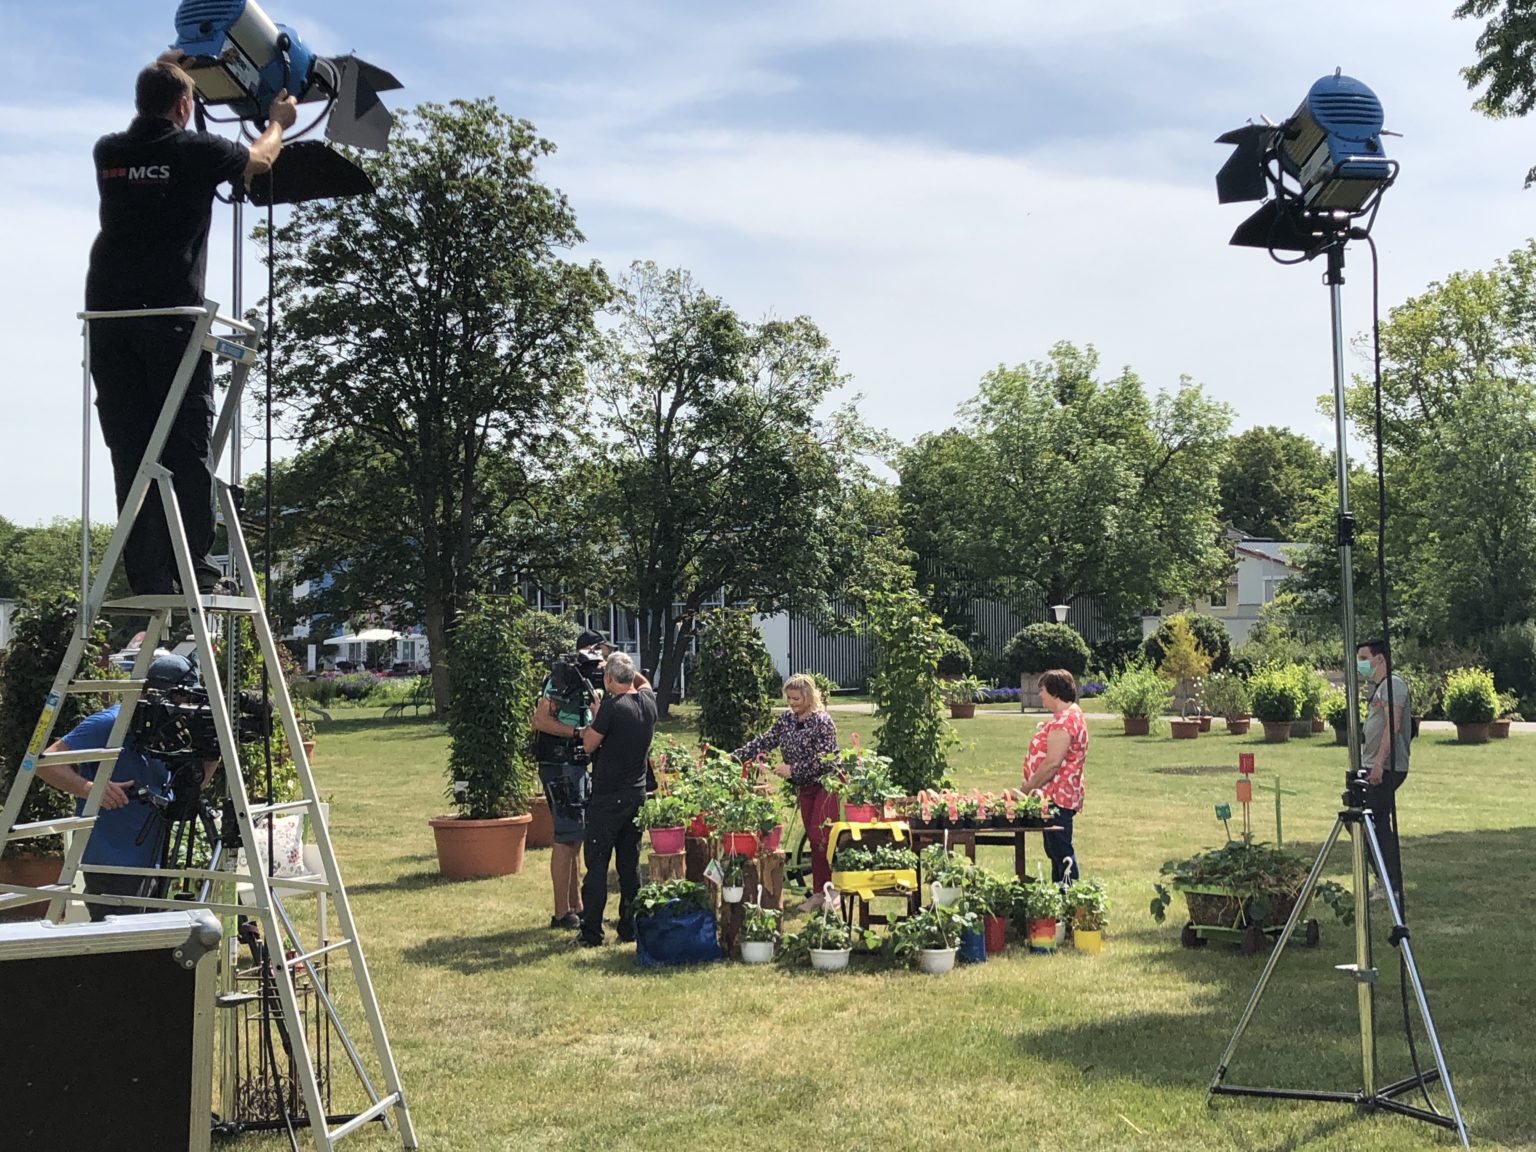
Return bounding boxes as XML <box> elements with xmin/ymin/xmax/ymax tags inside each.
<box><xmin>648</xmin><ymin>826</ymin><xmax>686</xmax><ymax>855</ymax></box>
<box><xmin>844</xmin><ymin>803</ymin><xmax>878</xmax><ymax>824</ymax></box>
<box><xmin>760</xmin><ymin>824</ymin><xmax>783</xmax><ymax>853</ymax></box>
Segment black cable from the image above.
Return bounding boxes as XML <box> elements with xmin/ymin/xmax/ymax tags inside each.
<box><xmin>1363</xmin><ymin>232</ymin><xmax>1440</xmax><ymax>1118</ymax></box>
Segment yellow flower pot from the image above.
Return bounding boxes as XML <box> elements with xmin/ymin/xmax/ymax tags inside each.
<box><xmin>1074</xmin><ymin>928</ymin><xmax>1103</xmax><ymax>955</ymax></box>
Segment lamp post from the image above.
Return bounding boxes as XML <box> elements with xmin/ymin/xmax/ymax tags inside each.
<box><xmin>1049</xmin><ymin>603</ymin><xmax>1071</xmax><ymax>625</ymax></box>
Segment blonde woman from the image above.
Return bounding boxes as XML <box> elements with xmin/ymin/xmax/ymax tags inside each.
<box><xmin>734</xmin><ymin>674</ymin><xmax>839</xmax><ymax>911</ymax></box>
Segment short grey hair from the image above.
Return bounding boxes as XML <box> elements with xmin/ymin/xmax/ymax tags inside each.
<box><xmin>605</xmin><ymin>651</ymin><xmax>637</xmax><ymax>685</ymax></box>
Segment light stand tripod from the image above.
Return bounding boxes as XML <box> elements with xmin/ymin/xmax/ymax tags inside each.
<box><xmin>1205</xmin><ymin>236</ymin><xmax>1468</xmax><ymax>1146</ymax></box>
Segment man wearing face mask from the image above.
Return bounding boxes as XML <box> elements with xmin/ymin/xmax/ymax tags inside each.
<box><xmin>1356</xmin><ymin>638</ymin><xmax>1411</xmax><ymax>904</ymax></box>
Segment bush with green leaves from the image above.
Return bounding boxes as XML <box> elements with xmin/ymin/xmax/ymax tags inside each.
<box><xmin>1294</xmin><ymin>667</ymin><xmax>1331</xmax><ymax>720</ymax></box>
<box><xmin>888</xmin><ymin>904</ymin><xmax>979</xmax><ymax>957</ymax></box>
<box><xmin>1479</xmin><ymin>621</ymin><xmax>1536</xmax><ymax>710</ymax></box>
<box><xmin>935</xmin><ymin>631</ymin><xmax>973</xmax><ymax>677</ymax></box>
<box><xmin>1064</xmin><ymin>877</ymin><xmax>1111</xmax><ymax>931</ymax></box>
<box><xmin>445</xmin><ymin>596</ymin><xmax>539</xmax><ymax>819</ymax></box>
<box><xmin>1004</xmin><ymin>622</ymin><xmax>1091</xmax><ymax>678</ymax></box>
<box><xmin>1319</xmin><ymin>688</ymin><xmax>1357</xmax><ymax>734</ymax></box>
<box><xmin>1142</xmin><ymin>612</ymin><xmax>1231</xmax><ymax>674</ymax></box>
<box><xmin>1247</xmin><ymin>664</ymin><xmax>1304</xmax><ymax>724</ymax></box>
<box><xmin>1101</xmin><ymin>661</ymin><xmax>1173</xmax><ymax>722</ymax></box>
<box><xmin>862</xmin><ymin>585</ymin><xmax>955</xmax><ymax>793</ymax></box>
<box><xmin>692</xmin><ymin>607</ymin><xmax>778</xmax><ymax>752</ymax></box>
<box><xmin>1397</xmin><ymin>666</ymin><xmax>1438</xmax><ymax>719</ymax></box>
<box><xmin>741</xmin><ymin>903</ymin><xmax>781</xmax><ymax>943</ymax></box>
<box><xmin>0</xmin><ymin>593</ymin><xmax>114</xmax><ymax>835</ymax></box>
<box><xmin>1012</xmin><ymin>879</ymin><xmax>1066</xmax><ymax>924</ymax></box>
<box><xmin>635</xmin><ymin>794</ymin><xmax>691</xmax><ymax>830</ymax></box>
<box><xmin>1201</xmin><ymin>670</ymin><xmax>1251</xmax><ymax>719</ymax></box>
<box><xmin>1442</xmin><ymin>667</ymin><xmax>1498</xmax><ymax>725</ymax></box>
<box><xmin>1149</xmin><ymin>840</ymin><xmax>1352</xmax><ymax>927</ymax></box>
<box><xmin>799</xmin><ymin>669</ymin><xmax>839</xmax><ymax>703</ymax></box>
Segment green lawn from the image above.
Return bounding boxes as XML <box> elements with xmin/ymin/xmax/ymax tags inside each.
<box><xmin>245</xmin><ymin>709</ymin><xmax>1536</xmax><ymax>1151</ymax></box>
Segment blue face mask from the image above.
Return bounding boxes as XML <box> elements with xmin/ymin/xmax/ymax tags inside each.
<box><xmin>1356</xmin><ymin>658</ymin><xmax>1374</xmax><ymax>679</ymax></box>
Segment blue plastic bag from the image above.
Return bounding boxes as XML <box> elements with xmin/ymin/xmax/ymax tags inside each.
<box><xmin>959</xmin><ymin>928</ymin><xmax>987</xmax><ymax>964</ymax></box>
<box><xmin>635</xmin><ymin>904</ymin><xmax>722</xmax><ymax>968</ymax></box>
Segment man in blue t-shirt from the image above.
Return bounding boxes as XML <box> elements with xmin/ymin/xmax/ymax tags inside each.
<box><xmin>86</xmin><ymin>56</ymin><xmax>295</xmax><ymax>594</ymax></box>
<box><xmin>34</xmin><ymin>654</ymin><xmax>204</xmax><ymax>920</ymax></box>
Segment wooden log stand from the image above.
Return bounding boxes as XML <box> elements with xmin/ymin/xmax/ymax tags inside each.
<box><xmin>646</xmin><ymin>852</ymin><xmax>685</xmax><ymax>884</ymax></box>
<box><xmin>717</xmin><ymin>851</ymin><xmax>786</xmax><ymax>958</ymax></box>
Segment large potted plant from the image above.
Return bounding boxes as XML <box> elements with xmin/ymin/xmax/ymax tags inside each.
<box><xmin>1443</xmin><ymin>667</ymin><xmax>1498</xmax><ymax>744</ymax></box>
<box><xmin>430</xmin><ymin>597</ymin><xmax>539</xmax><ymax>879</ymax></box>
<box><xmin>1203</xmin><ymin>671</ymin><xmax>1252</xmax><ymax>735</ymax></box>
<box><xmin>1294</xmin><ymin>668</ymin><xmax>1330</xmax><ymax>737</ymax></box>
<box><xmin>1102</xmin><ymin>662</ymin><xmax>1172</xmax><ymax>736</ymax></box>
<box><xmin>1491</xmin><ymin>691</ymin><xmax>1521</xmax><ymax>739</ymax></box>
<box><xmin>889</xmin><ymin>904</ymin><xmax>979</xmax><ymax>974</ymax></box>
<box><xmin>1248</xmin><ymin>664</ymin><xmax>1303</xmax><ymax>743</ymax></box>
<box><xmin>1320</xmin><ymin>689</ymin><xmax>1359</xmax><ymax>746</ymax></box>
<box><xmin>941</xmin><ymin>675</ymin><xmax>984</xmax><ymax>720</ymax></box>
<box><xmin>822</xmin><ymin>742</ymin><xmax>900</xmax><ymax>823</ymax></box>
<box><xmin>636</xmin><ymin>794</ymin><xmax>691</xmax><ymax>854</ymax></box>
<box><xmin>1005</xmin><ymin>622</ymin><xmax>1092</xmax><ymax>708</ymax></box>
<box><xmin>0</xmin><ymin>595</ymin><xmax>117</xmax><ymax>920</ymax></box>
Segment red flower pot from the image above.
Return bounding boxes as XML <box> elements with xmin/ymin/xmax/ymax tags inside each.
<box><xmin>688</xmin><ymin>813</ymin><xmax>712</xmax><ymax>838</ymax></box>
<box><xmin>983</xmin><ymin>914</ymin><xmax>1007</xmax><ymax>954</ymax></box>
<box><xmin>760</xmin><ymin>824</ymin><xmax>784</xmax><ymax>853</ymax></box>
<box><xmin>648</xmin><ymin>826</ymin><xmax>686</xmax><ymax>855</ymax></box>
<box><xmin>721</xmin><ymin>831</ymin><xmax>759</xmax><ymax>856</ymax></box>
<box><xmin>844</xmin><ymin>803</ymin><xmax>878</xmax><ymax>824</ymax></box>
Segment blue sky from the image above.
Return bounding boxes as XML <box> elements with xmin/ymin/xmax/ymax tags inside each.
<box><xmin>3</xmin><ymin>1</ymin><xmax>1534</xmax><ymax>525</ymax></box>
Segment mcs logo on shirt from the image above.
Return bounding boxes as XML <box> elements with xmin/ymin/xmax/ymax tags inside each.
<box><xmin>101</xmin><ymin>164</ymin><xmax>172</xmax><ymax>185</ymax></box>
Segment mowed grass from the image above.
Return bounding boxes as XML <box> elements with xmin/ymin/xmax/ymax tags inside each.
<box><xmin>242</xmin><ymin>708</ymin><xmax>1536</xmax><ymax>1152</ymax></box>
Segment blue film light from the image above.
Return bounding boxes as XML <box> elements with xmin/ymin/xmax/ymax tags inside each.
<box><xmin>1279</xmin><ymin>74</ymin><xmax>1391</xmax><ymax>211</ymax></box>
<box><xmin>173</xmin><ymin>0</ymin><xmax>317</xmax><ymax>122</ymax></box>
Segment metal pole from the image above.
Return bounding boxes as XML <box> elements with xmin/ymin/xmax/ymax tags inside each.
<box><xmin>1328</xmin><ymin>242</ymin><xmax>1364</xmax><ymax>775</ymax></box>
<box><xmin>80</xmin><ymin>319</ymin><xmax>93</xmax><ymax>611</ymax></box>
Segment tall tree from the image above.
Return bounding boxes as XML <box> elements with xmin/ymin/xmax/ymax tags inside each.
<box><xmin>1459</xmin><ymin>0</ymin><xmax>1536</xmax><ymax>184</ymax></box>
<box><xmin>0</xmin><ymin>518</ymin><xmax>129</xmax><ymax>608</ymax></box>
<box><xmin>1217</xmin><ymin>425</ymin><xmax>1332</xmax><ymax>540</ymax></box>
<box><xmin>583</xmin><ymin>262</ymin><xmax>871</xmax><ymax>713</ymax></box>
<box><xmin>898</xmin><ymin>342</ymin><xmax>1233</xmax><ymax>622</ymax></box>
<box><xmin>263</xmin><ymin>99</ymin><xmax>608</xmax><ymax>711</ymax></box>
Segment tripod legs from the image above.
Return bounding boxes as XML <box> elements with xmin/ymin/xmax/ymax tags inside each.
<box><xmin>1206</xmin><ymin>807</ymin><xmax>1468</xmax><ymax>1148</ymax></box>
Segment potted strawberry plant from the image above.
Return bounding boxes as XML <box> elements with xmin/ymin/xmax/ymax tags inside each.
<box><xmin>740</xmin><ymin>903</ymin><xmax>781</xmax><ymax>964</ymax></box>
<box><xmin>1014</xmin><ymin>878</ymin><xmax>1066</xmax><ymax>953</ymax></box>
<box><xmin>720</xmin><ymin>853</ymin><xmax>747</xmax><ymax>903</ymax></box>
<box><xmin>778</xmin><ymin>904</ymin><xmax>879</xmax><ymax>971</ymax></box>
<box><xmin>714</xmin><ymin>790</ymin><xmax>776</xmax><ymax>856</ymax></box>
<box><xmin>921</xmin><ymin>843</ymin><xmax>973</xmax><ymax>906</ymax></box>
<box><xmin>636</xmin><ymin>794</ymin><xmax>691</xmax><ymax>855</ymax></box>
<box><xmin>889</xmin><ymin>904</ymin><xmax>979</xmax><ymax>974</ymax></box>
<box><xmin>1064</xmin><ymin>877</ymin><xmax>1110</xmax><ymax>955</ymax></box>
<box><xmin>633</xmin><ymin>879</ymin><xmax>722</xmax><ymax>967</ymax></box>
<box><xmin>822</xmin><ymin>742</ymin><xmax>900</xmax><ymax>823</ymax></box>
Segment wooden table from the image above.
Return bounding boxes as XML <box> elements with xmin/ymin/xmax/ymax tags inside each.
<box><xmin>907</xmin><ymin>823</ymin><xmax>1062</xmax><ymax>886</ymax></box>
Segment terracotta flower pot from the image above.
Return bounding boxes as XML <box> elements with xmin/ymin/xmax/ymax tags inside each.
<box><xmin>1261</xmin><ymin>720</ymin><xmax>1292</xmax><ymax>744</ymax></box>
<box><xmin>1226</xmin><ymin>716</ymin><xmax>1251</xmax><ymax>735</ymax></box>
<box><xmin>1489</xmin><ymin>718</ymin><xmax>1511</xmax><ymax>739</ymax></box>
<box><xmin>1455</xmin><ymin>722</ymin><xmax>1491</xmax><ymax>745</ymax></box>
<box><xmin>1311</xmin><ymin>716</ymin><xmax>1326</xmax><ymax>734</ymax></box>
<box><xmin>948</xmin><ymin>702</ymin><xmax>977</xmax><ymax>720</ymax></box>
<box><xmin>1170</xmin><ymin>718</ymin><xmax>1200</xmax><ymax>740</ymax></box>
<box><xmin>0</xmin><ymin>853</ymin><xmax>62</xmax><ymax>922</ymax></box>
<box><xmin>301</xmin><ymin>739</ymin><xmax>316</xmax><ymax>761</ymax></box>
<box><xmin>1121</xmin><ymin>716</ymin><xmax>1150</xmax><ymax>736</ymax></box>
<box><xmin>843</xmin><ymin>803</ymin><xmax>878</xmax><ymax>824</ymax></box>
<box><xmin>429</xmin><ymin>814</ymin><xmax>532</xmax><ymax>879</ymax></box>
<box><xmin>1198</xmin><ymin>716</ymin><xmax>1212</xmax><ymax>733</ymax></box>
<box><xmin>1411</xmin><ymin>715</ymin><xmax>1423</xmax><ymax>737</ymax></box>
<box><xmin>527</xmin><ymin>794</ymin><xmax>555</xmax><ymax>850</ymax></box>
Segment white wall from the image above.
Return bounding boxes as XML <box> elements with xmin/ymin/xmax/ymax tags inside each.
<box><xmin>756</xmin><ymin>611</ymin><xmax>790</xmax><ymax>679</ymax></box>
<box><xmin>0</xmin><ymin>599</ymin><xmax>14</xmax><ymax>650</ymax></box>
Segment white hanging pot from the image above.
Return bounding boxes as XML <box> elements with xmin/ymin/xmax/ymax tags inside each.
<box><xmin>741</xmin><ymin>940</ymin><xmax>775</xmax><ymax>964</ymax></box>
<box><xmin>916</xmin><ymin>947</ymin><xmax>958</xmax><ymax>974</ymax></box>
<box><xmin>809</xmin><ymin>947</ymin><xmax>851</xmax><ymax>972</ymax></box>
<box><xmin>931</xmin><ymin>884</ymin><xmax>962</xmax><ymax>908</ymax></box>
<box><xmin>722</xmin><ymin>886</ymin><xmax>744</xmax><ymax>903</ymax></box>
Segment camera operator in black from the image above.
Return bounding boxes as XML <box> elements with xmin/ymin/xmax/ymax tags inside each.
<box><xmin>529</xmin><ymin>630</ymin><xmax>609</xmax><ymax>929</ymax></box>
<box><xmin>85</xmin><ymin>56</ymin><xmax>296</xmax><ymax>595</ymax></box>
<box><xmin>575</xmin><ymin>651</ymin><xmax>656</xmax><ymax>947</ymax></box>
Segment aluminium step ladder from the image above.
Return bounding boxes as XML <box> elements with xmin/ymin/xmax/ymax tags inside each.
<box><xmin>0</xmin><ymin>302</ymin><xmax>418</xmax><ymax>1152</ymax></box>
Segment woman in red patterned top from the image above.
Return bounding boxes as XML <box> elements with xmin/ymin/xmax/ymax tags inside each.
<box><xmin>1021</xmin><ymin>668</ymin><xmax>1089</xmax><ymax>882</ymax></box>
<box><xmin>734</xmin><ymin>673</ymin><xmax>839</xmax><ymax>911</ymax></box>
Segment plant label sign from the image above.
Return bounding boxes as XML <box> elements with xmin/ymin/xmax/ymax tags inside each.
<box><xmin>1238</xmin><ymin>753</ymin><xmax>1255</xmax><ymax>775</ymax></box>
<box><xmin>1214</xmin><ymin>802</ymin><xmax>1233</xmax><ymax>821</ymax></box>
<box><xmin>703</xmin><ymin>859</ymin><xmax>724</xmax><ymax>888</ymax></box>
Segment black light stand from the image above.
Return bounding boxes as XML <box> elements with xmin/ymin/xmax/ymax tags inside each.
<box><xmin>1204</xmin><ymin>231</ymin><xmax>1469</xmax><ymax>1147</ymax></box>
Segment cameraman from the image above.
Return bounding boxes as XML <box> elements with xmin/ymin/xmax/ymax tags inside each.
<box><xmin>529</xmin><ymin>638</ymin><xmax>603</xmax><ymax>930</ymax></box>
<box><xmin>574</xmin><ymin>652</ymin><xmax>656</xmax><ymax>948</ymax></box>
<box><xmin>35</xmin><ymin>654</ymin><xmax>214</xmax><ymax>920</ymax></box>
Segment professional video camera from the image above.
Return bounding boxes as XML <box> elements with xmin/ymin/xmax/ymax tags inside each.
<box><xmin>130</xmin><ymin>685</ymin><xmax>273</xmax><ymax>763</ymax></box>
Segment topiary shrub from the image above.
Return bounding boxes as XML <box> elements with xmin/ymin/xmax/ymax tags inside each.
<box><xmin>1248</xmin><ymin>664</ymin><xmax>1304</xmax><ymax>724</ymax></box>
<box><xmin>0</xmin><ymin>594</ymin><xmax>115</xmax><ymax>838</ymax></box>
<box><xmin>519</xmin><ymin>611</ymin><xmax>580</xmax><ymax>678</ymax></box>
<box><xmin>1143</xmin><ymin>612</ymin><xmax>1231</xmax><ymax>674</ymax></box>
<box><xmin>935</xmin><ymin>632</ymin><xmax>973</xmax><ymax>677</ymax></box>
<box><xmin>1004</xmin><ymin>622</ymin><xmax>1091</xmax><ymax>678</ymax></box>
<box><xmin>862</xmin><ymin>585</ymin><xmax>956</xmax><ymax>793</ymax></box>
<box><xmin>1442</xmin><ymin>667</ymin><xmax>1497</xmax><ymax>726</ymax></box>
<box><xmin>446</xmin><ymin>596</ymin><xmax>539</xmax><ymax>818</ymax></box>
<box><xmin>693</xmin><ymin>608</ymin><xmax>778</xmax><ymax>752</ymax></box>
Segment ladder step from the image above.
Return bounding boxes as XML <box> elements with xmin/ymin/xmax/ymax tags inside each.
<box><xmin>38</xmin><ymin>747</ymin><xmax>121</xmax><ymax>766</ymax></box>
<box><xmin>287</xmin><ymin>938</ymin><xmax>352</xmax><ymax>970</ymax></box>
<box><xmin>100</xmin><ymin>594</ymin><xmax>259</xmax><ymax>614</ymax></box>
<box><xmin>246</xmin><ymin>799</ymin><xmax>317</xmax><ymax>819</ymax></box>
<box><xmin>328</xmin><ymin>1093</ymin><xmax>401</xmax><ymax>1143</ymax></box>
<box><xmin>0</xmin><ymin>885</ymin><xmax>70</xmax><ymax>907</ymax></box>
<box><xmin>7</xmin><ymin>816</ymin><xmax>98</xmax><ymax>841</ymax></box>
<box><xmin>66</xmin><ymin>679</ymin><xmax>148</xmax><ymax>694</ymax></box>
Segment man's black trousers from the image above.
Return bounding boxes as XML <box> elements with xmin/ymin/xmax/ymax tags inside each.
<box><xmin>579</xmin><ymin>789</ymin><xmax>644</xmax><ymax>944</ymax></box>
<box><xmin>1361</xmin><ymin>771</ymin><xmax>1406</xmax><ymax>901</ymax></box>
<box><xmin>89</xmin><ymin>315</ymin><xmax>220</xmax><ymax>595</ymax></box>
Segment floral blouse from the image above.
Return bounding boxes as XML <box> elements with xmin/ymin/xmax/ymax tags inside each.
<box><xmin>1024</xmin><ymin>703</ymin><xmax>1088</xmax><ymax>812</ymax></box>
<box><xmin>734</xmin><ymin>709</ymin><xmax>839</xmax><ymax>788</ymax></box>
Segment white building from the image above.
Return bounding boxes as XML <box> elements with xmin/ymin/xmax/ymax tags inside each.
<box><xmin>1146</xmin><ymin>538</ymin><xmax>1302</xmax><ymax>646</ymax></box>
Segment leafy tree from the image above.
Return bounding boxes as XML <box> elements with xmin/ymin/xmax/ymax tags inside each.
<box><xmin>0</xmin><ymin>518</ymin><xmax>129</xmax><ymax>609</ymax></box>
<box><xmin>898</xmin><ymin>342</ymin><xmax>1232</xmax><ymax>623</ymax></box>
<box><xmin>692</xmin><ymin>608</ymin><xmax>779</xmax><ymax>752</ymax></box>
<box><xmin>582</xmin><ymin>262</ymin><xmax>877</xmax><ymax>714</ymax></box>
<box><xmin>1217</xmin><ymin>426</ymin><xmax>1331</xmax><ymax>540</ymax></box>
<box><xmin>262</xmin><ymin>99</ymin><xmax>609</xmax><ymax>713</ymax></box>
<box><xmin>1458</xmin><ymin>0</ymin><xmax>1536</xmax><ymax>185</ymax></box>
<box><xmin>862</xmin><ymin>585</ymin><xmax>955</xmax><ymax>793</ymax></box>
<box><xmin>1142</xmin><ymin>612</ymin><xmax>1232</xmax><ymax>673</ymax></box>
<box><xmin>445</xmin><ymin>596</ymin><xmax>538</xmax><ymax>818</ymax></box>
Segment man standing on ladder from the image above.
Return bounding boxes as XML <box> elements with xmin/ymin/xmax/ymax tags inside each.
<box><xmin>85</xmin><ymin>55</ymin><xmax>295</xmax><ymax>595</ymax></box>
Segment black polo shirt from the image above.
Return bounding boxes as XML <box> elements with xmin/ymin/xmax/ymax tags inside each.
<box><xmin>85</xmin><ymin>116</ymin><xmax>248</xmax><ymax>310</ymax></box>
<box><xmin>590</xmin><ymin>688</ymin><xmax>657</xmax><ymax>795</ymax></box>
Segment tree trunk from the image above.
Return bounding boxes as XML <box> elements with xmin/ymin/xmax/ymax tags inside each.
<box><xmin>426</xmin><ymin>600</ymin><xmax>450</xmax><ymax>716</ymax></box>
